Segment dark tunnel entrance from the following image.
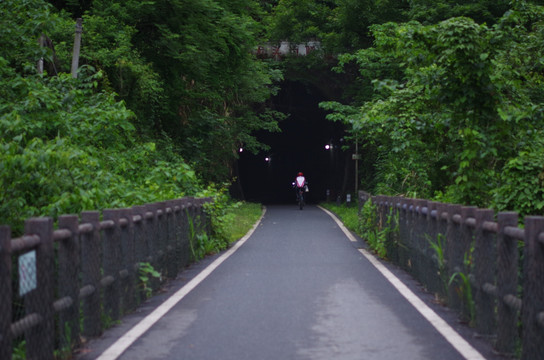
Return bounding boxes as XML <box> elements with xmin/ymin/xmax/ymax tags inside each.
<box><xmin>236</xmin><ymin>81</ymin><xmax>353</xmax><ymax>204</ymax></box>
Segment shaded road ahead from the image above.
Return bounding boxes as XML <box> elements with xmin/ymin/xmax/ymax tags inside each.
<box><xmin>78</xmin><ymin>205</ymin><xmax>500</xmax><ymax>360</ymax></box>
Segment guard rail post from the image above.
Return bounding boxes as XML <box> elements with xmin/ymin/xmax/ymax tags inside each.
<box><xmin>157</xmin><ymin>202</ymin><xmax>167</xmax><ymax>277</ymax></box>
<box><xmin>410</xmin><ymin>199</ymin><xmax>420</xmax><ymax>281</ymax></box>
<box><xmin>495</xmin><ymin>212</ymin><xmax>519</xmax><ymax>355</ymax></box>
<box><xmin>57</xmin><ymin>215</ymin><xmax>80</xmax><ymax>350</ymax></box>
<box><xmin>405</xmin><ymin>198</ymin><xmax>416</xmax><ymax>275</ymax></box>
<box><xmin>397</xmin><ymin>197</ymin><xmax>410</xmax><ymax>272</ymax></box>
<box><xmin>132</xmin><ymin>205</ymin><xmax>147</xmax><ymax>304</ymax></box>
<box><xmin>0</xmin><ymin>226</ymin><xmax>12</xmax><ymax>360</ymax></box>
<box><xmin>119</xmin><ymin>208</ymin><xmax>135</xmax><ymax>314</ymax></box>
<box><xmin>388</xmin><ymin>197</ymin><xmax>400</xmax><ymax>263</ymax></box>
<box><xmin>179</xmin><ymin>199</ymin><xmax>191</xmax><ymax>267</ymax></box>
<box><xmin>414</xmin><ymin>199</ymin><xmax>427</xmax><ymax>285</ymax></box>
<box><xmin>473</xmin><ymin>209</ymin><xmax>496</xmax><ymax>337</ymax></box>
<box><xmin>165</xmin><ymin>200</ymin><xmax>178</xmax><ymax>279</ymax></box>
<box><xmin>80</xmin><ymin>211</ymin><xmax>102</xmax><ymax>338</ymax></box>
<box><xmin>436</xmin><ymin>203</ymin><xmax>449</xmax><ymax>300</ymax></box>
<box><xmin>145</xmin><ymin>203</ymin><xmax>161</xmax><ymax>292</ymax></box>
<box><xmin>427</xmin><ymin>202</ymin><xmax>441</xmax><ymax>294</ymax></box>
<box><xmin>459</xmin><ymin>206</ymin><xmax>477</xmax><ymax>322</ymax></box>
<box><xmin>102</xmin><ymin>209</ymin><xmax>122</xmax><ymax>323</ymax></box>
<box><xmin>446</xmin><ymin>204</ymin><xmax>462</xmax><ymax>311</ymax></box>
<box><xmin>25</xmin><ymin>217</ymin><xmax>54</xmax><ymax>360</ymax></box>
<box><xmin>521</xmin><ymin>216</ymin><xmax>544</xmax><ymax>360</ymax></box>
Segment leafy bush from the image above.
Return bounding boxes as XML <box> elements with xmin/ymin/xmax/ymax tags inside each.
<box><xmin>0</xmin><ymin>61</ymin><xmax>201</xmax><ymax>234</ymax></box>
<box><xmin>322</xmin><ymin>4</ymin><xmax>544</xmax><ymax>211</ymax></box>
<box><xmin>492</xmin><ymin>140</ymin><xmax>544</xmax><ymax>217</ymax></box>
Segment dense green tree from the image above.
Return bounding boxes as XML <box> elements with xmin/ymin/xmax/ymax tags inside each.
<box><xmin>264</xmin><ymin>0</ymin><xmax>409</xmax><ymax>53</ymax></box>
<box><xmin>407</xmin><ymin>0</ymin><xmax>511</xmax><ymax>25</ymax></box>
<box><xmin>322</xmin><ymin>1</ymin><xmax>544</xmax><ymax>215</ymax></box>
<box><xmin>86</xmin><ymin>0</ymin><xmax>283</xmax><ymax>183</ymax></box>
<box><xmin>0</xmin><ymin>0</ymin><xmax>204</xmax><ymax>233</ymax></box>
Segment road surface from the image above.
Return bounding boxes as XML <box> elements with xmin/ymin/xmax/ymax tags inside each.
<box><xmin>77</xmin><ymin>205</ymin><xmax>500</xmax><ymax>360</ymax></box>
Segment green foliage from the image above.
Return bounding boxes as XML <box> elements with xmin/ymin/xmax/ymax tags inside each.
<box><xmin>359</xmin><ymin>200</ymin><xmax>394</xmax><ymax>258</ymax></box>
<box><xmin>187</xmin><ymin>211</ymin><xmax>218</xmax><ymax>261</ymax></box>
<box><xmin>201</xmin><ymin>186</ymin><xmax>238</xmax><ymax>247</ymax></box>
<box><xmin>138</xmin><ymin>262</ymin><xmax>161</xmax><ymax>299</ymax></box>
<box><xmin>0</xmin><ymin>0</ymin><xmax>60</xmax><ymax>72</ymax></box>
<box><xmin>320</xmin><ymin>202</ymin><xmax>361</xmax><ymax>231</ymax></box>
<box><xmin>0</xmin><ymin>50</ymin><xmax>202</xmax><ymax>236</ymax></box>
<box><xmin>265</xmin><ymin>0</ymin><xmax>334</xmax><ymax>43</ymax></box>
<box><xmin>407</xmin><ymin>0</ymin><xmax>511</xmax><ymax>25</ymax></box>
<box><xmin>189</xmin><ymin>190</ymin><xmax>263</xmax><ymax>260</ymax></box>
<box><xmin>322</xmin><ymin>200</ymin><xmax>396</xmax><ymax>259</ymax></box>
<box><xmin>12</xmin><ymin>340</ymin><xmax>26</xmax><ymax>360</ymax></box>
<box><xmin>37</xmin><ymin>0</ymin><xmax>284</xmax><ymax>186</ymax></box>
<box><xmin>491</xmin><ymin>140</ymin><xmax>544</xmax><ymax>217</ymax></box>
<box><xmin>449</xmin><ymin>270</ymin><xmax>475</xmax><ymax>324</ymax></box>
<box><xmin>221</xmin><ymin>202</ymin><xmax>263</xmax><ymax>243</ymax></box>
<box><xmin>0</xmin><ymin>59</ymin><xmax>202</xmax><ymax>234</ymax></box>
<box><xmin>322</xmin><ymin>3</ymin><xmax>544</xmax><ymax>214</ymax></box>
<box><xmin>0</xmin><ymin>1</ymin><xmax>284</xmax><ymax>235</ymax></box>
<box><xmin>101</xmin><ymin>0</ymin><xmax>284</xmax><ymax>183</ymax></box>
<box><xmin>264</xmin><ymin>0</ymin><xmax>410</xmax><ymax>53</ymax></box>
<box><xmin>448</xmin><ymin>248</ymin><xmax>476</xmax><ymax>325</ymax></box>
<box><xmin>426</xmin><ymin>233</ymin><xmax>448</xmax><ymax>300</ymax></box>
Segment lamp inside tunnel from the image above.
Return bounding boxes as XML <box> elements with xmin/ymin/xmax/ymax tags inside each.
<box><xmin>235</xmin><ymin>80</ymin><xmax>350</xmax><ymax>204</ymax></box>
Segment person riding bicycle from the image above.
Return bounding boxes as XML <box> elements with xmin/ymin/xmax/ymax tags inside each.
<box><xmin>295</xmin><ymin>172</ymin><xmax>306</xmax><ymax>188</ymax></box>
<box><xmin>293</xmin><ymin>172</ymin><xmax>309</xmax><ymax>197</ymax></box>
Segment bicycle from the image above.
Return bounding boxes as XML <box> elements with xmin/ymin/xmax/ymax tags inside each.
<box><xmin>296</xmin><ymin>187</ymin><xmax>305</xmax><ymax>210</ymax></box>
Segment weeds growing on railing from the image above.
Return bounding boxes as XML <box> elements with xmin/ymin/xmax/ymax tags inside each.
<box><xmin>187</xmin><ymin>213</ymin><xmax>225</xmax><ymax>261</ymax></box>
<box><xmin>359</xmin><ymin>200</ymin><xmax>398</xmax><ymax>259</ymax></box>
<box><xmin>12</xmin><ymin>341</ymin><xmax>25</xmax><ymax>360</ymax></box>
<box><xmin>427</xmin><ymin>233</ymin><xmax>448</xmax><ymax>302</ymax></box>
<box><xmin>54</xmin><ymin>322</ymin><xmax>73</xmax><ymax>360</ymax></box>
<box><xmin>449</xmin><ymin>270</ymin><xmax>475</xmax><ymax>325</ymax></box>
<box><xmin>138</xmin><ymin>262</ymin><xmax>161</xmax><ymax>299</ymax></box>
<box><xmin>449</xmin><ymin>249</ymin><xmax>476</xmax><ymax>325</ymax></box>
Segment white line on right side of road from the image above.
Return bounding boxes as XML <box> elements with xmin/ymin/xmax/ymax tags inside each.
<box><xmin>318</xmin><ymin>205</ymin><xmax>486</xmax><ymax>360</ymax></box>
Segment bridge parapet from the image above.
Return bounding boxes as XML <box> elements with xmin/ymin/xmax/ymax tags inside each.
<box><xmin>358</xmin><ymin>191</ymin><xmax>544</xmax><ymax>359</ymax></box>
<box><xmin>0</xmin><ymin>197</ymin><xmax>213</xmax><ymax>360</ymax></box>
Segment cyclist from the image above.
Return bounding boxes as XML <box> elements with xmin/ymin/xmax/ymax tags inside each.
<box><xmin>292</xmin><ymin>172</ymin><xmax>309</xmax><ymax>207</ymax></box>
<box><xmin>294</xmin><ymin>172</ymin><xmax>307</xmax><ymax>190</ymax></box>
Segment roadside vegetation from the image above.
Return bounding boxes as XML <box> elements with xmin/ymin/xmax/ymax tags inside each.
<box><xmin>320</xmin><ymin>202</ymin><xmax>360</xmax><ymax>234</ymax></box>
<box><xmin>321</xmin><ymin>201</ymin><xmax>396</xmax><ymax>260</ymax></box>
<box><xmin>197</xmin><ymin>199</ymin><xmax>263</xmax><ymax>260</ymax></box>
<box><xmin>0</xmin><ymin>0</ymin><xmax>281</xmax><ymax>235</ymax></box>
<box><xmin>3</xmin><ymin>0</ymin><xmax>544</xmax><ymax>235</ymax></box>
<box><xmin>222</xmin><ymin>202</ymin><xmax>264</xmax><ymax>243</ymax></box>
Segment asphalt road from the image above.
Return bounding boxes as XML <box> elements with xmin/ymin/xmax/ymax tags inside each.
<box><xmin>78</xmin><ymin>205</ymin><xmax>502</xmax><ymax>360</ymax></box>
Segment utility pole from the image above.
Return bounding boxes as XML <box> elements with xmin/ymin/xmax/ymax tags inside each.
<box><xmin>352</xmin><ymin>135</ymin><xmax>361</xmax><ymax>196</ymax></box>
<box><xmin>355</xmin><ymin>138</ymin><xmax>358</xmax><ymax>195</ymax></box>
<box><xmin>37</xmin><ymin>35</ymin><xmax>46</xmax><ymax>74</ymax></box>
<box><xmin>71</xmin><ymin>18</ymin><xmax>83</xmax><ymax>78</ymax></box>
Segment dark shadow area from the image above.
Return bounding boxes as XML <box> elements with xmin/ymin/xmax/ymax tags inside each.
<box><xmin>236</xmin><ymin>80</ymin><xmax>350</xmax><ymax>204</ymax></box>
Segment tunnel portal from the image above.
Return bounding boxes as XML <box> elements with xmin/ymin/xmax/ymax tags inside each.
<box><xmin>237</xmin><ymin>81</ymin><xmax>351</xmax><ymax>204</ymax></box>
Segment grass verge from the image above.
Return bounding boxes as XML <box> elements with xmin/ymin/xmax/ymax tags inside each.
<box><xmin>320</xmin><ymin>202</ymin><xmax>360</xmax><ymax>235</ymax></box>
<box><xmin>224</xmin><ymin>202</ymin><xmax>263</xmax><ymax>243</ymax></box>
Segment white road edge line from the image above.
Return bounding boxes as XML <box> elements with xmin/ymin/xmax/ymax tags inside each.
<box><xmin>318</xmin><ymin>205</ymin><xmax>486</xmax><ymax>360</ymax></box>
<box><xmin>96</xmin><ymin>207</ymin><xmax>267</xmax><ymax>360</ymax></box>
